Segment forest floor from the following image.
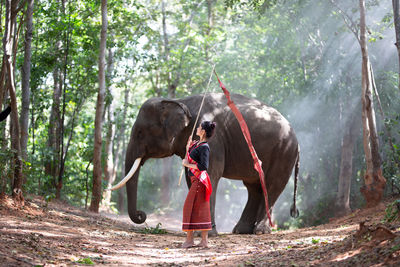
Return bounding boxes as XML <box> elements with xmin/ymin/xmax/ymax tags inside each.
<box><xmin>1</xmin><ymin>195</ymin><xmax>400</xmax><ymax>266</ymax></box>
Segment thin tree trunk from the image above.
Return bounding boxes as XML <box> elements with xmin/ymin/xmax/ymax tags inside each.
<box><xmin>102</xmin><ymin>105</ymin><xmax>115</xmax><ymax>209</ymax></box>
<box><xmin>0</xmin><ymin>60</ymin><xmax>6</xmax><ymax>111</ymax></box>
<box><xmin>45</xmin><ymin>69</ymin><xmax>61</xmax><ymax>180</ymax></box>
<box><xmin>102</xmin><ymin>48</ymin><xmax>116</xmax><ymax>209</ymax></box>
<box><xmin>205</xmin><ymin>0</ymin><xmax>215</xmax><ymax>62</ymax></box>
<box><xmin>393</xmin><ymin>0</ymin><xmax>400</xmax><ymax>91</ymax></box>
<box><xmin>12</xmin><ymin>11</ymin><xmax>24</xmax><ymax>69</ymax></box>
<box><xmin>370</xmin><ymin>64</ymin><xmax>400</xmax><ymax>171</ymax></box>
<box><xmin>90</xmin><ymin>0</ymin><xmax>108</xmax><ymax>213</ymax></box>
<box><xmin>117</xmin><ymin>87</ymin><xmax>129</xmax><ymax>212</ymax></box>
<box><xmin>45</xmin><ymin>1</ymin><xmax>64</xmax><ymax>183</ymax></box>
<box><xmin>161</xmin><ymin>0</ymin><xmax>174</xmax><ymax>98</ymax></box>
<box><xmin>20</xmin><ymin>0</ymin><xmax>34</xmax><ymax>161</ymax></box>
<box><xmin>85</xmin><ymin>160</ymin><xmax>92</xmax><ymax>210</ymax></box>
<box><xmin>58</xmin><ymin>98</ymin><xmax>82</xmax><ymax>195</ymax></box>
<box><xmin>56</xmin><ymin>0</ymin><xmax>72</xmax><ymax>200</ymax></box>
<box><xmin>336</xmin><ymin>106</ymin><xmax>360</xmax><ymax>216</ymax></box>
<box><xmin>30</xmin><ymin>9</ymin><xmax>40</xmax><ymax>156</ymax></box>
<box><xmin>3</xmin><ymin>0</ymin><xmax>23</xmax><ymax>199</ymax></box>
<box><xmin>161</xmin><ymin>157</ymin><xmax>172</xmax><ymax>203</ymax></box>
<box><xmin>160</xmin><ymin>0</ymin><xmax>172</xmax><ymax>200</ymax></box>
<box><xmin>359</xmin><ymin>0</ymin><xmax>386</xmax><ymax>207</ymax></box>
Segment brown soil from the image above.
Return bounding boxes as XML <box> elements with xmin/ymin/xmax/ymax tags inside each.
<box><xmin>1</xmin><ymin>195</ymin><xmax>400</xmax><ymax>266</ymax></box>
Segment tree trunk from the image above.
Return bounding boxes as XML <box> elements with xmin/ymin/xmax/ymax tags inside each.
<box><xmin>359</xmin><ymin>0</ymin><xmax>386</xmax><ymax>207</ymax></box>
<box><xmin>160</xmin><ymin>0</ymin><xmax>173</xmax><ymax>200</ymax></box>
<box><xmin>117</xmin><ymin>88</ymin><xmax>129</xmax><ymax>213</ymax></box>
<box><xmin>90</xmin><ymin>0</ymin><xmax>108</xmax><ymax>213</ymax></box>
<box><xmin>370</xmin><ymin>65</ymin><xmax>400</xmax><ymax>171</ymax></box>
<box><xmin>55</xmin><ymin>0</ymin><xmax>73</xmax><ymax>200</ymax></box>
<box><xmin>161</xmin><ymin>157</ymin><xmax>172</xmax><ymax>203</ymax></box>
<box><xmin>393</xmin><ymin>0</ymin><xmax>400</xmax><ymax>91</ymax></box>
<box><xmin>0</xmin><ymin>60</ymin><xmax>6</xmax><ymax>112</ymax></box>
<box><xmin>336</xmin><ymin>107</ymin><xmax>360</xmax><ymax>216</ymax></box>
<box><xmin>20</xmin><ymin>0</ymin><xmax>34</xmax><ymax>161</ymax></box>
<box><xmin>3</xmin><ymin>0</ymin><xmax>23</xmax><ymax>199</ymax></box>
<box><xmin>45</xmin><ymin>69</ymin><xmax>61</xmax><ymax>181</ymax></box>
<box><xmin>205</xmin><ymin>0</ymin><xmax>216</xmax><ymax>62</ymax></box>
<box><xmin>101</xmin><ymin>105</ymin><xmax>115</xmax><ymax>209</ymax></box>
<box><xmin>101</xmin><ymin>50</ymin><xmax>116</xmax><ymax>209</ymax></box>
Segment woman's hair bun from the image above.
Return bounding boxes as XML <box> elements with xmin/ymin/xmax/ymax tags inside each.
<box><xmin>201</xmin><ymin>121</ymin><xmax>216</xmax><ymax>138</ymax></box>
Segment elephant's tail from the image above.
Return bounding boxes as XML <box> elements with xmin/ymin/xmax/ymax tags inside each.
<box><xmin>290</xmin><ymin>145</ymin><xmax>300</xmax><ymax>218</ymax></box>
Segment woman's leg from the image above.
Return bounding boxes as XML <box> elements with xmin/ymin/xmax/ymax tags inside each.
<box><xmin>198</xmin><ymin>230</ymin><xmax>208</xmax><ymax>247</ymax></box>
<box><xmin>182</xmin><ymin>231</ymin><xmax>194</xmax><ymax>248</ymax></box>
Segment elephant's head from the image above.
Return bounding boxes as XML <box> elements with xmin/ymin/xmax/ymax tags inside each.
<box><xmin>110</xmin><ymin>98</ymin><xmax>192</xmax><ymax>224</ymax></box>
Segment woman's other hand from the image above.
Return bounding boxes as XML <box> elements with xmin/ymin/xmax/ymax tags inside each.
<box><xmin>182</xmin><ymin>158</ymin><xmax>189</xmax><ymax>167</ymax></box>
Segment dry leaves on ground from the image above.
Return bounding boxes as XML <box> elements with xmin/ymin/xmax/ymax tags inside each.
<box><xmin>0</xmin><ymin>195</ymin><xmax>399</xmax><ymax>266</ymax></box>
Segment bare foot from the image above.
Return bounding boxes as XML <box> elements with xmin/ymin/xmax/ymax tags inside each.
<box><xmin>182</xmin><ymin>241</ymin><xmax>195</xmax><ymax>248</ymax></box>
<box><xmin>197</xmin><ymin>241</ymin><xmax>208</xmax><ymax>248</ymax></box>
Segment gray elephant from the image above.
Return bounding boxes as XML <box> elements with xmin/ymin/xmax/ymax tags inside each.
<box><xmin>111</xmin><ymin>93</ymin><xmax>299</xmax><ymax>235</ymax></box>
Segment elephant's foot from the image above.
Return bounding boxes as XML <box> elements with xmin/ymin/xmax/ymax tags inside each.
<box><xmin>208</xmin><ymin>227</ymin><xmax>218</xmax><ymax>237</ymax></box>
<box><xmin>194</xmin><ymin>227</ymin><xmax>218</xmax><ymax>237</ymax></box>
<box><xmin>232</xmin><ymin>221</ymin><xmax>254</xmax><ymax>234</ymax></box>
<box><xmin>253</xmin><ymin>221</ymin><xmax>271</xmax><ymax>235</ymax></box>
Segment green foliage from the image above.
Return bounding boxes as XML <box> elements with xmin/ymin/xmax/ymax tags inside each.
<box><xmin>224</xmin><ymin>0</ymin><xmax>278</xmax><ymax>13</ymax></box>
<box><xmin>140</xmin><ymin>222</ymin><xmax>167</xmax><ymax>234</ymax></box>
<box><xmin>76</xmin><ymin>257</ymin><xmax>95</xmax><ymax>265</ymax></box>
<box><xmin>383</xmin><ymin>200</ymin><xmax>400</xmax><ymax>223</ymax></box>
<box><xmin>311</xmin><ymin>238</ymin><xmax>320</xmax><ymax>244</ymax></box>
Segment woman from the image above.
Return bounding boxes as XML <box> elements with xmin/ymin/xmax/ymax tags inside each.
<box><xmin>181</xmin><ymin>121</ymin><xmax>216</xmax><ymax>248</ymax></box>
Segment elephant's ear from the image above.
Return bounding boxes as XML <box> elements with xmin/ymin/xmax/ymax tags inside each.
<box><xmin>160</xmin><ymin>100</ymin><xmax>192</xmax><ymax>136</ymax></box>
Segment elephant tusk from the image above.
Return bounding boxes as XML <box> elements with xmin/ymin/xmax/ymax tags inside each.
<box><xmin>109</xmin><ymin>158</ymin><xmax>142</xmax><ymax>191</ymax></box>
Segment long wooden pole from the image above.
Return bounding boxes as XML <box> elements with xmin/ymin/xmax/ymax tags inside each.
<box><xmin>178</xmin><ymin>65</ymin><xmax>215</xmax><ymax>186</ymax></box>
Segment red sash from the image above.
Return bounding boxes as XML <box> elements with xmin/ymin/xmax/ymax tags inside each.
<box><xmin>187</xmin><ymin>142</ymin><xmax>212</xmax><ymax>201</ymax></box>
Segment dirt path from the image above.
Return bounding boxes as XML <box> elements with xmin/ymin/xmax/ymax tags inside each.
<box><xmin>1</xmin><ymin>195</ymin><xmax>400</xmax><ymax>266</ymax></box>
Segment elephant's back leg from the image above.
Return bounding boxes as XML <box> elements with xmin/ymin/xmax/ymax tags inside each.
<box><xmin>254</xmin><ymin>138</ymin><xmax>298</xmax><ymax>231</ymax></box>
<box><xmin>264</xmin><ymin>140</ymin><xmax>298</xmax><ymax>208</ymax></box>
<box><xmin>232</xmin><ymin>181</ymin><xmax>263</xmax><ymax>234</ymax></box>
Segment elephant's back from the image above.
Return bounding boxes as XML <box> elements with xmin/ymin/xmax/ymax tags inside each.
<box><xmin>212</xmin><ymin>93</ymin><xmax>294</xmax><ymax>142</ymax></box>
<box><xmin>205</xmin><ymin>93</ymin><xmax>298</xmax><ymax>180</ymax></box>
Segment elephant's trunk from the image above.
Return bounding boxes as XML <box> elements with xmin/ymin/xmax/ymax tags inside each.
<box><xmin>126</xmin><ymin>163</ymin><xmax>146</xmax><ymax>224</ymax></box>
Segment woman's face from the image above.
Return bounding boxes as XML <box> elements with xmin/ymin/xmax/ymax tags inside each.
<box><xmin>196</xmin><ymin>125</ymin><xmax>205</xmax><ymax>138</ymax></box>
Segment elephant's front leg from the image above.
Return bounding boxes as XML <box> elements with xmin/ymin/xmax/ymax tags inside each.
<box><xmin>233</xmin><ymin>182</ymin><xmax>263</xmax><ymax>234</ymax></box>
<box><xmin>208</xmin><ymin>177</ymin><xmax>220</xmax><ymax>237</ymax></box>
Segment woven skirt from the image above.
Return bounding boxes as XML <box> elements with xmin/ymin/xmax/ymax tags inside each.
<box><xmin>182</xmin><ymin>175</ymin><xmax>212</xmax><ymax>231</ymax></box>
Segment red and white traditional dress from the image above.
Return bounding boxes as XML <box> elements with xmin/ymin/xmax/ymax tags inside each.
<box><xmin>182</xmin><ymin>141</ymin><xmax>212</xmax><ymax>231</ymax></box>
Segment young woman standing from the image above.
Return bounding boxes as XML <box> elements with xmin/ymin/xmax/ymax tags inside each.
<box><xmin>181</xmin><ymin>121</ymin><xmax>216</xmax><ymax>248</ymax></box>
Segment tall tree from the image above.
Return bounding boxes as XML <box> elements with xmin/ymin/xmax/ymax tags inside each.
<box><xmin>101</xmin><ymin>48</ymin><xmax>116</xmax><ymax>209</ymax></box>
<box><xmin>393</xmin><ymin>0</ymin><xmax>400</xmax><ymax>90</ymax></box>
<box><xmin>329</xmin><ymin>0</ymin><xmax>386</xmax><ymax>208</ymax></box>
<box><xmin>20</xmin><ymin>0</ymin><xmax>34</xmax><ymax>161</ymax></box>
<box><xmin>3</xmin><ymin>0</ymin><xmax>24</xmax><ymax>199</ymax></box>
<box><xmin>358</xmin><ymin>0</ymin><xmax>386</xmax><ymax>207</ymax></box>
<box><xmin>90</xmin><ymin>0</ymin><xmax>108</xmax><ymax>212</ymax></box>
<box><xmin>116</xmin><ymin>87</ymin><xmax>130</xmax><ymax>212</ymax></box>
<box><xmin>336</xmin><ymin>104</ymin><xmax>360</xmax><ymax>216</ymax></box>
<box><xmin>45</xmin><ymin>0</ymin><xmax>64</xmax><ymax>190</ymax></box>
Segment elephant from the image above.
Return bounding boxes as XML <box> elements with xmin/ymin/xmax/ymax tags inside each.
<box><xmin>111</xmin><ymin>92</ymin><xmax>300</xmax><ymax>235</ymax></box>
